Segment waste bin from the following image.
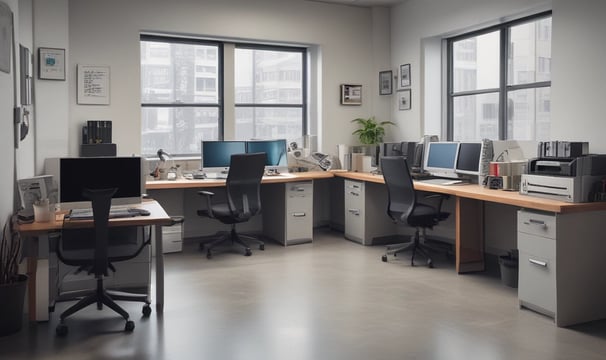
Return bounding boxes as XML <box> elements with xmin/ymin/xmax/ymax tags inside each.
<box><xmin>498</xmin><ymin>250</ymin><xmax>518</xmax><ymax>288</ymax></box>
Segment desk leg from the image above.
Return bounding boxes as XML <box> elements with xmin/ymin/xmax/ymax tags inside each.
<box><xmin>456</xmin><ymin>197</ymin><xmax>485</xmax><ymax>273</ymax></box>
<box><xmin>26</xmin><ymin>250</ymin><xmax>38</xmax><ymax>322</ymax></box>
<box><xmin>155</xmin><ymin>224</ymin><xmax>164</xmax><ymax>312</ymax></box>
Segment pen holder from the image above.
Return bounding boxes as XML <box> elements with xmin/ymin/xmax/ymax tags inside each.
<box><xmin>33</xmin><ymin>198</ymin><xmax>51</xmax><ymax>222</ymax></box>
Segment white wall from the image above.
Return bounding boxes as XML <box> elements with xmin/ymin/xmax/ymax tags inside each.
<box><xmin>35</xmin><ymin>0</ymin><xmax>392</xmax><ymax>161</ymax></box>
<box><xmin>550</xmin><ymin>0</ymin><xmax>606</xmax><ymax>153</ymax></box>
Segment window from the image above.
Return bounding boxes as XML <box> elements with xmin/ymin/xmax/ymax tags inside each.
<box><xmin>140</xmin><ymin>36</ymin><xmax>222</xmax><ymax>156</ymax></box>
<box><xmin>234</xmin><ymin>46</ymin><xmax>306</xmax><ymax>141</ymax></box>
<box><xmin>448</xmin><ymin>12</ymin><xmax>551</xmax><ymax>141</ymax></box>
<box><xmin>141</xmin><ymin>37</ymin><xmax>307</xmax><ymax>157</ymax></box>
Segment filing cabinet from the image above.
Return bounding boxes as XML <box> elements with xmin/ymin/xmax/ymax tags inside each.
<box><xmin>262</xmin><ymin>181</ymin><xmax>313</xmax><ymax>245</ymax></box>
<box><xmin>344</xmin><ymin>179</ymin><xmax>396</xmax><ymax>245</ymax></box>
<box><xmin>517</xmin><ymin>209</ymin><xmax>606</xmax><ymax>326</ymax></box>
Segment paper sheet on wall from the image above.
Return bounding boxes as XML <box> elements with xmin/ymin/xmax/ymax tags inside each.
<box><xmin>77</xmin><ymin>65</ymin><xmax>110</xmax><ymax>104</ymax></box>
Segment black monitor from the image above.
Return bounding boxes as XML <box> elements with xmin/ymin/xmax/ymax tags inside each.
<box><xmin>246</xmin><ymin>139</ymin><xmax>288</xmax><ymax>173</ymax></box>
<box><xmin>455</xmin><ymin>142</ymin><xmax>483</xmax><ymax>176</ymax></box>
<box><xmin>57</xmin><ymin>157</ymin><xmax>143</xmax><ymax>210</ymax></box>
<box><xmin>201</xmin><ymin>140</ymin><xmax>247</xmax><ymax>173</ymax></box>
<box><xmin>423</xmin><ymin>142</ymin><xmax>460</xmax><ymax>178</ymax></box>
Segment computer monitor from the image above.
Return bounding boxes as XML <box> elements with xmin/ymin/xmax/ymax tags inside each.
<box><xmin>423</xmin><ymin>142</ymin><xmax>460</xmax><ymax>178</ymax></box>
<box><xmin>246</xmin><ymin>139</ymin><xmax>288</xmax><ymax>173</ymax></box>
<box><xmin>52</xmin><ymin>157</ymin><xmax>144</xmax><ymax>210</ymax></box>
<box><xmin>455</xmin><ymin>142</ymin><xmax>483</xmax><ymax>176</ymax></box>
<box><xmin>201</xmin><ymin>140</ymin><xmax>247</xmax><ymax>174</ymax></box>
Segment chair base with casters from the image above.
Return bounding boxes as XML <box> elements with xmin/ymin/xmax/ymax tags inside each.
<box><xmin>198</xmin><ymin>225</ymin><xmax>264</xmax><ymax>259</ymax></box>
<box><xmin>381</xmin><ymin>228</ymin><xmax>448</xmax><ymax>268</ymax></box>
<box><xmin>55</xmin><ymin>276</ymin><xmax>151</xmax><ymax>336</ymax></box>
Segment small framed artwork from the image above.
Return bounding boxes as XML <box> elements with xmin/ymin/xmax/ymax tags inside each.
<box><xmin>340</xmin><ymin>84</ymin><xmax>362</xmax><ymax>105</ymax></box>
<box><xmin>400</xmin><ymin>63</ymin><xmax>411</xmax><ymax>87</ymax></box>
<box><xmin>398</xmin><ymin>89</ymin><xmax>411</xmax><ymax>111</ymax></box>
<box><xmin>38</xmin><ymin>47</ymin><xmax>65</xmax><ymax>80</ymax></box>
<box><xmin>379</xmin><ymin>70</ymin><xmax>392</xmax><ymax>95</ymax></box>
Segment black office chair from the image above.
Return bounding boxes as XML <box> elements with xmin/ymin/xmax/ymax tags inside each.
<box><xmin>197</xmin><ymin>152</ymin><xmax>267</xmax><ymax>259</ymax></box>
<box><xmin>55</xmin><ymin>188</ymin><xmax>151</xmax><ymax>336</ymax></box>
<box><xmin>380</xmin><ymin>156</ymin><xmax>450</xmax><ymax>267</ymax></box>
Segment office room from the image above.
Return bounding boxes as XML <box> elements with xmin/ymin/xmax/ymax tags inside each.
<box><xmin>1</xmin><ymin>0</ymin><xmax>606</xmax><ymax>358</ymax></box>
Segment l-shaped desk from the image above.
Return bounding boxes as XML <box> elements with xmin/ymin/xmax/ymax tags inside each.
<box><xmin>148</xmin><ymin>170</ymin><xmax>606</xmax><ymax>326</ymax></box>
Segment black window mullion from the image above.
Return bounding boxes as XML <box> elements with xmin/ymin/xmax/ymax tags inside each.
<box><xmin>499</xmin><ymin>28</ymin><xmax>508</xmax><ymax>140</ymax></box>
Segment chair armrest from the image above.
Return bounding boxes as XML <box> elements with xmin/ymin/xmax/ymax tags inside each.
<box><xmin>422</xmin><ymin>193</ymin><xmax>450</xmax><ymax>212</ymax></box>
<box><xmin>197</xmin><ymin>190</ymin><xmax>216</xmax><ymax>218</ymax></box>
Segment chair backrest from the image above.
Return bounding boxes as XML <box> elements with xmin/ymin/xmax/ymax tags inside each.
<box><xmin>58</xmin><ymin>188</ymin><xmax>144</xmax><ymax>277</ymax></box>
<box><xmin>225</xmin><ymin>152</ymin><xmax>267</xmax><ymax>220</ymax></box>
<box><xmin>380</xmin><ymin>156</ymin><xmax>416</xmax><ymax>222</ymax></box>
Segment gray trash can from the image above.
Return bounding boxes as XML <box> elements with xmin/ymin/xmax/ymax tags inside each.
<box><xmin>498</xmin><ymin>250</ymin><xmax>518</xmax><ymax>288</ymax></box>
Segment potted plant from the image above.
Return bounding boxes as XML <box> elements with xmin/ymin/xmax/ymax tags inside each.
<box><xmin>0</xmin><ymin>215</ymin><xmax>28</xmax><ymax>336</ymax></box>
<box><xmin>351</xmin><ymin>117</ymin><xmax>396</xmax><ymax>167</ymax></box>
<box><xmin>351</xmin><ymin>116</ymin><xmax>395</xmax><ymax>145</ymax></box>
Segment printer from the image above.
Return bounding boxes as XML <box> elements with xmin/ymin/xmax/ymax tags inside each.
<box><xmin>520</xmin><ymin>155</ymin><xmax>606</xmax><ymax>202</ymax></box>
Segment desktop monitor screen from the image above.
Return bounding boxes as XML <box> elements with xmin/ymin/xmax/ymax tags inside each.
<box><xmin>246</xmin><ymin>139</ymin><xmax>288</xmax><ymax>170</ymax></box>
<box><xmin>201</xmin><ymin>141</ymin><xmax>247</xmax><ymax>172</ymax></box>
<box><xmin>59</xmin><ymin>157</ymin><xmax>143</xmax><ymax>209</ymax></box>
<box><xmin>423</xmin><ymin>142</ymin><xmax>460</xmax><ymax>178</ymax></box>
<box><xmin>455</xmin><ymin>142</ymin><xmax>483</xmax><ymax>175</ymax></box>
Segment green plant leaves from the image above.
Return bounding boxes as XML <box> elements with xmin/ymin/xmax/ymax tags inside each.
<box><xmin>351</xmin><ymin>116</ymin><xmax>395</xmax><ymax>145</ymax></box>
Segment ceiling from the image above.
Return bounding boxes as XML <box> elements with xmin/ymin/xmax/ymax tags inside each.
<box><xmin>305</xmin><ymin>0</ymin><xmax>406</xmax><ymax>8</ymax></box>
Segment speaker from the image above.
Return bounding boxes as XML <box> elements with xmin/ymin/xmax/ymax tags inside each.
<box><xmin>80</xmin><ymin>143</ymin><xmax>117</xmax><ymax>157</ymax></box>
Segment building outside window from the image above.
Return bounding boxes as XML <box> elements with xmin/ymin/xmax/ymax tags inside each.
<box><xmin>448</xmin><ymin>12</ymin><xmax>552</xmax><ymax>141</ymax></box>
<box><xmin>141</xmin><ymin>38</ymin><xmax>307</xmax><ymax>157</ymax></box>
<box><xmin>234</xmin><ymin>46</ymin><xmax>306</xmax><ymax>142</ymax></box>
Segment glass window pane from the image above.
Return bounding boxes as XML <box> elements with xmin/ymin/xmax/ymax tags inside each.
<box><xmin>141</xmin><ymin>41</ymin><xmax>219</xmax><ymax>104</ymax></box>
<box><xmin>452</xmin><ymin>93</ymin><xmax>500</xmax><ymax>141</ymax></box>
<box><xmin>235</xmin><ymin>48</ymin><xmax>303</xmax><ymax>104</ymax></box>
<box><xmin>141</xmin><ymin>107</ymin><xmax>219</xmax><ymax>156</ymax></box>
<box><xmin>452</xmin><ymin>31</ymin><xmax>500</xmax><ymax>92</ymax></box>
<box><xmin>507</xmin><ymin>87</ymin><xmax>550</xmax><ymax>141</ymax></box>
<box><xmin>508</xmin><ymin>17</ymin><xmax>552</xmax><ymax>85</ymax></box>
<box><xmin>235</xmin><ymin>107</ymin><xmax>303</xmax><ymax>142</ymax></box>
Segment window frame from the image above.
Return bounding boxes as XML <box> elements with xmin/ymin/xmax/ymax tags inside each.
<box><xmin>446</xmin><ymin>11</ymin><xmax>552</xmax><ymax>141</ymax></box>
<box><xmin>233</xmin><ymin>43</ymin><xmax>308</xmax><ymax>140</ymax></box>
<box><xmin>140</xmin><ymin>34</ymin><xmax>224</xmax><ymax>157</ymax></box>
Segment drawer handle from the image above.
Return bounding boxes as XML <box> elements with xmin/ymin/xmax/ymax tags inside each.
<box><xmin>529</xmin><ymin>258</ymin><xmax>548</xmax><ymax>267</ymax></box>
<box><xmin>524</xmin><ymin>219</ymin><xmax>547</xmax><ymax>229</ymax></box>
<box><xmin>348</xmin><ymin>209</ymin><xmax>360</xmax><ymax>216</ymax></box>
<box><xmin>292</xmin><ymin>212</ymin><xmax>306</xmax><ymax>217</ymax></box>
<box><xmin>349</xmin><ymin>192</ymin><xmax>359</xmax><ymax>196</ymax></box>
<box><xmin>292</xmin><ymin>187</ymin><xmax>305</xmax><ymax>192</ymax></box>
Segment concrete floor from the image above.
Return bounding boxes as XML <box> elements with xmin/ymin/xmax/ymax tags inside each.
<box><xmin>1</xmin><ymin>228</ymin><xmax>605</xmax><ymax>360</ymax></box>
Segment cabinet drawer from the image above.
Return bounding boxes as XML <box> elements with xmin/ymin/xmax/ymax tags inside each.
<box><xmin>518</xmin><ymin>210</ymin><xmax>556</xmax><ymax>239</ymax></box>
<box><xmin>287</xmin><ymin>182</ymin><xmax>313</xmax><ymax>197</ymax></box>
<box><xmin>518</xmin><ymin>233</ymin><xmax>556</xmax><ymax>315</ymax></box>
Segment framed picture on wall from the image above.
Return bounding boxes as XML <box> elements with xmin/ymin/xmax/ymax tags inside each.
<box><xmin>398</xmin><ymin>89</ymin><xmax>411</xmax><ymax>110</ymax></box>
<box><xmin>379</xmin><ymin>70</ymin><xmax>392</xmax><ymax>95</ymax></box>
<box><xmin>400</xmin><ymin>63</ymin><xmax>411</xmax><ymax>87</ymax></box>
<box><xmin>38</xmin><ymin>47</ymin><xmax>66</xmax><ymax>80</ymax></box>
<box><xmin>340</xmin><ymin>84</ymin><xmax>362</xmax><ymax>105</ymax></box>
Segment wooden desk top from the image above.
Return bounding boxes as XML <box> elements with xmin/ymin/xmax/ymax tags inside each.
<box><xmin>333</xmin><ymin>171</ymin><xmax>606</xmax><ymax>214</ymax></box>
<box><xmin>146</xmin><ymin>171</ymin><xmax>334</xmax><ymax>190</ymax></box>
<box><xmin>16</xmin><ymin>200</ymin><xmax>172</xmax><ymax>236</ymax></box>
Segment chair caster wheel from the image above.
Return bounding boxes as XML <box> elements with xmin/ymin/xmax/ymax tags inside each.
<box><xmin>381</xmin><ymin>255</ymin><xmax>388</xmax><ymax>262</ymax></box>
<box><xmin>125</xmin><ymin>320</ymin><xmax>135</xmax><ymax>332</ymax></box>
<box><xmin>142</xmin><ymin>304</ymin><xmax>152</xmax><ymax>317</ymax></box>
<box><xmin>427</xmin><ymin>260</ymin><xmax>434</xmax><ymax>268</ymax></box>
<box><xmin>245</xmin><ymin>248</ymin><xmax>252</xmax><ymax>256</ymax></box>
<box><xmin>206</xmin><ymin>250</ymin><xmax>212</xmax><ymax>259</ymax></box>
<box><xmin>259</xmin><ymin>244</ymin><xmax>265</xmax><ymax>251</ymax></box>
<box><xmin>56</xmin><ymin>324</ymin><xmax>68</xmax><ymax>337</ymax></box>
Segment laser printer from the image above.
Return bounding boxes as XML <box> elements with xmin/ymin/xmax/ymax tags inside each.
<box><xmin>520</xmin><ymin>155</ymin><xmax>606</xmax><ymax>202</ymax></box>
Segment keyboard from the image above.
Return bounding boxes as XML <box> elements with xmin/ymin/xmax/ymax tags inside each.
<box><xmin>69</xmin><ymin>207</ymin><xmax>147</xmax><ymax>220</ymax></box>
<box><xmin>418</xmin><ymin>178</ymin><xmax>465</xmax><ymax>186</ymax></box>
